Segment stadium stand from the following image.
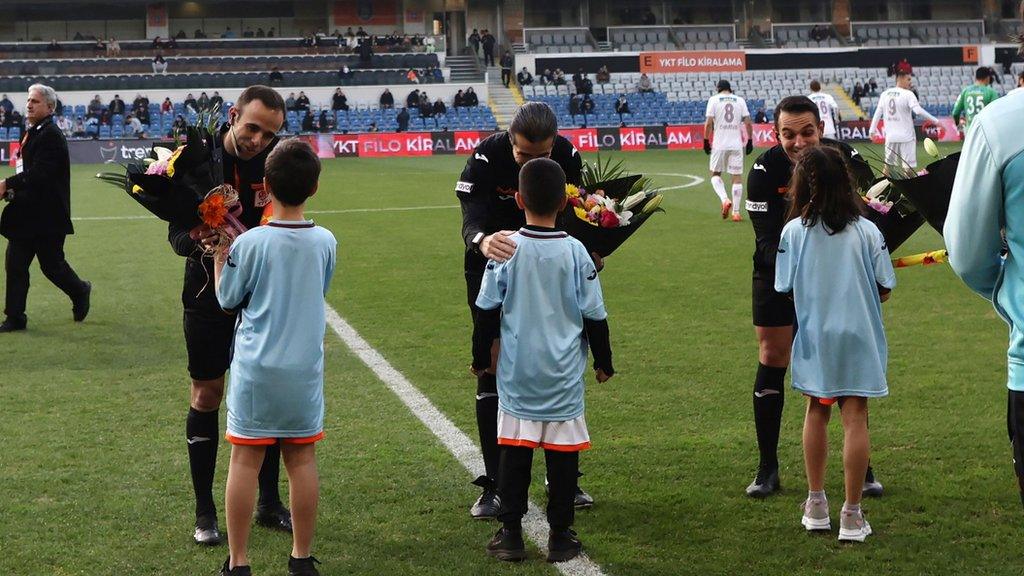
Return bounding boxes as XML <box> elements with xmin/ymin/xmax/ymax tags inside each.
<box><xmin>858</xmin><ymin>65</ymin><xmax>1018</xmax><ymax>118</ymax></box>
<box><xmin>524</xmin><ymin>28</ymin><xmax>596</xmax><ymax>53</ymax></box>
<box><xmin>607</xmin><ymin>25</ymin><xmax>737</xmax><ymax>52</ymax></box>
<box><xmin>852</xmin><ymin>20</ymin><xmax>985</xmax><ymax>46</ymax></box>
<box><xmin>671</xmin><ymin>26</ymin><xmax>739</xmax><ymax>50</ymax></box>
<box><xmin>773</xmin><ymin>24</ymin><xmax>842</xmax><ymax>48</ymax></box>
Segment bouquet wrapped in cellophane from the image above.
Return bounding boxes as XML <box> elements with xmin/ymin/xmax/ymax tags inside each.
<box><xmin>561</xmin><ymin>156</ymin><xmax>665</xmax><ymax>257</ymax></box>
<box><xmin>95</xmin><ymin>106</ymin><xmax>247</xmax><ymax>256</ymax></box>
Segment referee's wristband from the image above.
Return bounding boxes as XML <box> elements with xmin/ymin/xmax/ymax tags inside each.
<box><xmin>470</xmin><ymin>231</ymin><xmax>485</xmax><ymax>254</ymax></box>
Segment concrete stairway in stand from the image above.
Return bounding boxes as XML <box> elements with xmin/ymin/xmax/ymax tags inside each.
<box><xmin>487</xmin><ymin>65</ymin><xmax>522</xmax><ymax>129</ymax></box>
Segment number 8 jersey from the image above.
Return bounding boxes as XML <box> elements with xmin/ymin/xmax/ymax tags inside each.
<box><xmin>705</xmin><ymin>92</ymin><xmax>750</xmax><ymax>151</ymax></box>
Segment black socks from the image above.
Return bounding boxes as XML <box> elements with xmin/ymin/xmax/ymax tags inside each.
<box><xmin>753</xmin><ymin>363</ymin><xmax>787</xmax><ymax>471</ymax></box>
<box><xmin>186</xmin><ymin>407</ymin><xmax>219</xmax><ymax>520</ymax></box>
<box><xmin>476</xmin><ymin>371</ymin><xmax>500</xmax><ymax>484</ymax></box>
<box><xmin>258</xmin><ymin>443</ymin><xmax>283</xmax><ymax>508</ymax></box>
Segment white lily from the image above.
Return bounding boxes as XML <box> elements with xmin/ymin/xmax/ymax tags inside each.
<box><xmin>923</xmin><ymin>137</ymin><xmax>940</xmax><ymax>158</ymax></box>
<box><xmin>622</xmin><ymin>191</ymin><xmax>647</xmax><ymax>211</ymax></box>
<box><xmin>153</xmin><ymin>146</ymin><xmax>174</xmax><ymax>162</ymax></box>
<box><xmin>618</xmin><ymin>210</ymin><xmax>633</xmax><ymax>226</ymax></box>
<box><xmin>865</xmin><ymin>179</ymin><xmax>890</xmax><ymax>199</ymax></box>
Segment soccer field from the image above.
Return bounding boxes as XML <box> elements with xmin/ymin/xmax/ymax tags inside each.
<box><xmin>1</xmin><ymin>143</ymin><xmax>1018</xmax><ymax>576</ymax></box>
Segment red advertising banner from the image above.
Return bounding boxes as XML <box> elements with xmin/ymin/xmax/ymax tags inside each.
<box><xmin>559</xmin><ymin>128</ymin><xmax>600</xmax><ymax>152</ymax></box>
<box><xmin>618</xmin><ymin>127</ymin><xmax>647</xmax><ymax>151</ymax></box>
<box><xmin>332</xmin><ymin>0</ymin><xmax>400</xmax><ymax>26</ymax></box>
<box><xmin>664</xmin><ymin>125</ymin><xmax>704</xmax><ymax>149</ymax></box>
<box><xmin>640</xmin><ymin>51</ymin><xmax>747</xmax><ymax>74</ymax></box>
<box><xmin>357</xmin><ymin>132</ymin><xmax>434</xmax><ymax>157</ymax></box>
<box><xmin>751</xmin><ymin>123</ymin><xmax>779</xmax><ymax>147</ymax></box>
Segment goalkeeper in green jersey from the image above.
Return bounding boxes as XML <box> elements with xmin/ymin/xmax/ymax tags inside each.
<box><xmin>952</xmin><ymin>66</ymin><xmax>1000</xmax><ymax>135</ymax></box>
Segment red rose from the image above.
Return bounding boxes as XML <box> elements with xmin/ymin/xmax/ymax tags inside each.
<box><xmin>599</xmin><ymin>210</ymin><xmax>620</xmax><ymax>228</ymax></box>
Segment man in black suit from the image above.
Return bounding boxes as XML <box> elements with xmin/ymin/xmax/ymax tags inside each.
<box><xmin>0</xmin><ymin>84</ymin><xmax>91</xmax><ymax>332</ymax></box>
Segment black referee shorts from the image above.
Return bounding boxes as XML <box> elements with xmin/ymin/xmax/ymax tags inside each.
<box><xmin>181</xmin><ymin>258</ymin><xmax>237</xmax><ymax>381</ymax></box>
<box><xmin>752</xmin><ymin>271</ymin><xmax>794</xmax><ymax>328</ymax></box>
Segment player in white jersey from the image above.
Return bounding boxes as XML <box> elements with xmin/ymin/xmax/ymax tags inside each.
<box><xmin>704</xmin><ymin>80</ymin><xmax>754</xmax><ymax>221</ymax></box>
<box><xmin>807</xmin><ymin>80</ymin><xmax>841</xmax><ymax>139</ymax></box>
<box><xmin>868</xmin><ymin>71</ymin><xmax>938</xmax><ymax>170</ymax></box>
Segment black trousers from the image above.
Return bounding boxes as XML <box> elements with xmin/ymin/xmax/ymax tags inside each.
<box><xmin>497</xmin><ymin>445</ymin><xmax>578</xmax><ymax>530</ymax></box>
<box><xmin>501</xmin><ymin>68</ymin><xmax>511</xmax><ymax>86</ymax></box>
<box><xmin>4</xmin><ymin>235</ymin><xmax>87</xmax><ymax>322</ymax></box>
<box><xmin>483</xmin><ymin>49</ymin><xmax>494</xmax><ymax>66</ymax></box>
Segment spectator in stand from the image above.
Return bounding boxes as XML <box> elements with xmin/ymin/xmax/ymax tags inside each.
<box><xmin>433</xmin><ymin>67</ymin><xmax>444</xmax><ymax>83</ymax></box>
<box><xmin>47</xmin><ymin>38</ymin><xmax>61</xmax><ymax>52</ymax></box>
<box><xmin>852</xmin><ymin>82</ymin><xmax>864</xmax><ymax>106</ymax></box>
<box><xmin>161</xmin><ymin>97</ymin><xmax>173</xmax><ymax>114</ymax></box>
<box><xmin>331</xmin><ymin>88</ymin><xmax>348</xmax><ymax>112</ymax></box>
<box><xmin>317</xmin><ymin>110</ymin><xmax>333</xmax><ymax>133</ymax></box>
<box><xmin>56</xmin><ymin>114</ymin><xmax>73</xmax><ymax>137</ymax></box>
<box><xmin>569</xmin><ymin>92</ymin><xmax>581</xmax><ymax>124</ymax></box>
<box><xmin>269</xmin><ymin>66</ymin><xmax>283</xmax><ymax>86</ymax></box>
<box><xmin>88</xmin><ymin>95</ymin><xmax>104</xmax><ymax>118</ymax></box>
<box><xmin>126</xmin><ymin>114</ymin><xmax>144</xmax><ymax>137</ymax></box>
<box><xmin>407</xmin><ymin>68</ymin><xmax>420</xmax><ymax>84</ymax></box>
<box><xmin>573</xmin><ymin>68</ymin><xmax>586</xmax><ymax>93</ymax></box>
<box><xmin>539</xmin><ymin>68</ymin><xmax>553</xmax><ymax>85</ymax></box>
<box><xmin>98</xmin><ymin>109</ymin><xmax>110</xmax><ymax>127</ymax></box>
<box><xmin>287</xmin><ymin>92</ymin><xmax>298</xmax><ymax>112</ymax></box>
<box><xmin>72</xmin><ymin>117</ymin><xmax>86</xmax><ymax>138</ymax></box>
<box><xmin>171</xmin><ymin>114</ymin><xmax>186</xmax><ymax>137</ymax></box>
<box><xmin>379</xmin><ymin>88</ymin><xmax>395</xmax><ymax>109</ymax></box>
<box><xmin>209</xmin><ymin>91</ymin><xmax>223</xmax><ymax>112</ymax></box>
<box><xmin>468</xmin><ymin>29</ymin><xmax>481</xmax><ymax>57</ymax></box>
<box><xmin>73</xmin><ymin>31</ymin><xmax>84</xmax><ymax>40</ymax></box>
<box><xmin>581</xmin><ymin>94</ymin><xmax>595</xmax><ymax>118</ymax></box>
<box><xmin>221</xmin><ymin>26</ymin><xmax>236</xmax><ymax>39</ymax></box>
<box><xmin>642</xmin><ymin>8</ymin><xmax>657</xmax><ymax>24</ymax></box>
<box><xmin>268</xmin><ymin>27</ymin><xmax>275</xmax><ymax>38</ymax></box>
<box><xmin>108</xmin><ymin>95</ymin><xmax>125</xmax><ymax>116</ymax></box>
<box><xmin>419</xmin><ymin>96</ymin><xmax>434</xmax><ymax>119</ymax></box>
<box><xmin>132</xmin><ymin>94</ymin><xmax>149</xmax><ymax>113</ymax></box>
<box><xmin>358</xmin><ymin>36</ymin><xmax>373</xmax><ymax>63</ymax></box>
<box><xmin>501</xmin><ymin>51</ymin><xmax>514</xmax><ymax>88</ymax></box>
<box><xmin>256</xmin><ymin>27</ymin><xmax>266</xmax><ymax>38</ymax></box>
<box><xmin>753</xmin><ymin>108</ymin><xmax>768</xmax><ymax>123</ymax></box>
<box><xmin>481</xmin><ymin>29</ymin><xmax>496</xmax><ymax>67</ymax></box>
<box><xmin>339</xmin><ymin>64</ymin><xmax>352</xmax><ymax>80</ymax></box>
<box><xmin>175</xmin><ymin>29</ymin><xmax>187</xmax><ymax>39</ymax></box>
<box><xmin>301</xmin><ymin>109</ymin><xmax>315</xmax><ymax>132</ymax></box>
<box><xmin>194</xmin><ymin>29</ymin><xmax>206</xmax><ymax>39</ymax></box>
<box><xmin>453</xmin><ymin>90</ymin><xmax>465</xmax><ymax>108</ymax></box>
<box><xmin>868</xmin><ymin>78</ymin><xmax>879</xmax><ymax>95</ymax></box>
<box><xmin>638</xmin><ymin>73</ymin><xmax>654</xmax><ymax>93</ymax></box>
<box><xmin>553</xmin><ymin>69</ymin><xmax>567</xmax><ymax>86</ymax></box>
<box><xmin>615</xmin><ymin>94</ymin><xmax>630</xmax><ymax>123</ymax></box>
<box><xmin>396</xmin><ymin>107</ymin><xmax>409</xmax><ymax>132</ymax></box>
<box><xmin>517</xmin><ymin>67</ymin><xmax>533</xmax><ymax>86</ymax></box>
<box><xmin>106</xmin><ymin>37</ymin><xmax>121</xmax><ymax>57</ymax></box>
<box><xmin>433</xmin><ymin>98</ymin><xmax>447</xmax><ymax>116</ymax></box>
<box><xmin>152</xmin><ymin>53</ymin><xmax>168</xmax><ymax>74</ymax></box>
<box><xmin>136</xmin><ymin>106</ymin><xmax>150</xmax><ymax>127</ymax></box>
<box><xmin>0</xmin><ymin>94</ymin><xmax>12</xmax><ymax>115</ymax></box>
<box><xmin>243</xmin><ymin>27</ymin><xmax>254</xmax><ymax>38</ymax></box>
<box><xmin>368</xmin><ymin>121</ymin><xmax>378</xmax><ymax>132</ymax></box>
<box><xmin>295</xmin><ymin>91</ymin><xmax>310</xmax><ymax>111</ymax></box>
<box><xmin>580</xmin><ymin>76</ymin><xmax>594</xmax><ymax>95</ymax></box>
<box><xmin>197</xmin><ymin>92</ymin><xmax>210</xmax><ymax>112</ymax></box>
<box><xmin>184</xmin><ymin>93</ymin><xmax>198</xmax><ymax>113</ymax></box>
<box><xmin>406</xmin><ymin>89</ymin><xmax>421</xmax><ymax>109</ymax></box>
<box><xmin>464</xmin><ymin>87</ymin><xmax>479</xmax><ymax>107</ymax></box>
<box><xmin>356</xmin><ymin>27</ymin><xmax>368</xmax><ymax>37</ymax></box>
<box><xmin>596</xmin><ymin>65</ymin><xmax>611</xmax><ymax>84</ymax></box>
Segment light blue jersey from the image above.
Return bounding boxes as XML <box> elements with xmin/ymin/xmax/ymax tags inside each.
<box><xmin>476</xmin><ymin>227</ymin><xmax>606</xmax><ymax>421</ymax></box>
<box><xmin>946</xmin><ymin>92</ymin><xmax>1024</xmax><ymax>392</ymax></box>
<box><xmin>217</xmin><ymin>220</ymin><xmax>337</xmax><ymax>438</ymax></box>
<box><xmin>775</xmin><ymin>217</ymin><xmax>895</xmax><ymax>399</ymax></box>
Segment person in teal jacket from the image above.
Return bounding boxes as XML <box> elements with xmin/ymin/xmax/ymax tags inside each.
<box><xmin>945</xmin><ymin>73</ymin><xmax>1024</xmax><ymax>508</ymax></box>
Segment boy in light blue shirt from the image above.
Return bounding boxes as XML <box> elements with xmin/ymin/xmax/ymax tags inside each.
<box><xmin>946</xmin><ymin>55</ymin><xmax>1024</xmax><ymax>510</ymax></box>
<box><xmin>213</xmin><ymin>139</ymin><xmax>336</xmax><ymax>576</ymax></box>
<box><xmin>474</xmin><ymin>157</ymin><xmax>614</xmax><ymax>563</ymax></box>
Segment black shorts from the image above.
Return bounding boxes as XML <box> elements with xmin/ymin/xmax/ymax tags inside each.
<box><xmin>182</xmin><ymin>257</ymin><xmax>238</xmax><ymax>381</ymax></box>
<box><xmin>752</xmin><ymin>271</ymin><xmax>794</xmax><ymax>327</ymax></box>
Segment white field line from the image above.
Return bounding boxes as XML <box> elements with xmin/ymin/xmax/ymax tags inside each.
<box><xmin>324</xmin><ymin>306</ymin><xmax>608</xmax><ymax>576</ymax></box>
<box><xmin>71</xmin><ymin>204</ymin><xmax>461</xmax><ymax>222</ymax></box>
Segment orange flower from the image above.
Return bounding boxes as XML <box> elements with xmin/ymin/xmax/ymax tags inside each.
<box><xmin>199</xmin><ymin>194</ymin><xmax>228</xmax><ymax>228</ymax></box>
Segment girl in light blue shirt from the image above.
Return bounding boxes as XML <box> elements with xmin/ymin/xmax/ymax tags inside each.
<box><xmin>775</xmin><ymin>146</ymin><xmax>896</xmax><ymax>543</ymax></box>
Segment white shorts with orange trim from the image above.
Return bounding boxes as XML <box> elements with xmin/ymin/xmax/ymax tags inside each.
<box><xmin>225</xmin><ymin>431</ymin><xmax>325</xmax><ymax>446</ymax></box>
<box><xmin>497</xmin><ymin>410</ymin><xmax>591</xmax><ymax>452</ymax></box>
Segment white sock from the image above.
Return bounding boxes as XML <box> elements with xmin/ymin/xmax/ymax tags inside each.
<box><xmin>711</xmin><ymin>176</ymin><xmax>728</xmax><ymax>203</ymax></box>
<box><xmin>731</xmin><ymin>184</ymin><xmax>743</xmax><ymax>213</ymax></box>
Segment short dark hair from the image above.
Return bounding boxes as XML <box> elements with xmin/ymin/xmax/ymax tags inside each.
<box><xmin>1018</xmin><ymin>71</ymin><xmax>1024</xmax><ymax>83</ymax></box>
<box><xmin>786</xmin><ymin>146</ymin><xmax>861</xmax><ymax>234</ymax></box>
<box><xmin>509</xmin><ymin>102</ymin><xmax>558</xmax><ymax>143</ymax></box>
<box><xmin>809</xmin><ymin>79</ymin><xmax>821</xmax><ymax>91</ymax></box>
<box><xmin>236</xmin><ymin>84</ymin><xmax>286</xmax><ymax>114</ymax></box>
<box><xmin>518</xmin><ymin>157</ymin><xmax>565</xmax><ymax>216</ymax></box>
<box><xmin>773</xmin><ymin>95</ymin><xmax>820</xmax><ymax>130</ymax></box>
<box><xmin>264</xmin><ymin>138</ymin><xmax>320</xmax><ymax>206</ymax></box>
<box><xmin>716</xmin><ymin>79</ymin><xmax>731</xmax><ymax>92</ymax></box>
<box><xmin>976</xmin><ymin>66</ymin><xmax>992</xmax><ymax>80</ymax></box>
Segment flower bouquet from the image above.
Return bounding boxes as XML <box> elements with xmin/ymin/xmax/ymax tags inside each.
<box><xmin>95</xmin><ymin>106</ymin><xmax>244</xmax><ymax>255</ymax></box>
<box><xmin>561</xmin><ymin>156</ymin><xmax>664</xmax><ymax>257</ymax></box>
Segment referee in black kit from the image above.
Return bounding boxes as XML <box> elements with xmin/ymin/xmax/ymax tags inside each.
<box><xmin>457</xmin><ymin>102</ymin><xmax>600</xmax><ymax>519</ymax></box>
<box><xmin>168</xmin><ymin>86</ymin><xmax>293</xmax><ymax>544</ymax></box>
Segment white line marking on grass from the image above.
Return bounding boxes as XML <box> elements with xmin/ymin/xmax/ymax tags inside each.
<box><xmin>324</xmin><ymin>306</ymin><xmax>609</xmax><ymax>576</ymax></box>
<box><xmin>71</xmin><ymin>205</ymin><xmax>460</xmax><ymax>222</ymax></box>
<box><xmin>650</xmin><ymin>173</ymin><xmax>704</xmax><ymax>191</ymax></box>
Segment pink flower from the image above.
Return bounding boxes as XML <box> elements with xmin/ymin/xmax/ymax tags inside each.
<box><xmin>867</xmin><ymin>199</ymin><xmax>891</xmax><ymax>215</ymax></box>
<box><xmin>146</xmin><ymin>159</ymin><xmax>169</xmax><ymax>176</ymax></box>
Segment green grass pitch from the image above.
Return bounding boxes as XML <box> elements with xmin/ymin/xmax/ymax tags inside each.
<box><xmin>0</xmin><ymin>143</ymin><xmax>1019</xmax><ymax>575</ymax></box>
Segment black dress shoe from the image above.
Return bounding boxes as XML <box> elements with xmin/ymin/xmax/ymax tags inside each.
<box><xmin>255</xmin><ymin>502</ymin><xmax>293</xmax><ymax>532</ymax></box>
<box><xmin>547</xmin><ymin>529</ymin><xmax>582</xmax><ymax>563</ymax></box>
<box><xmin>0</xmin><ymin>318</ymin><xmax>26</xmax><ymax>332</ymax></box>
<box><xmin>486</xmin><ymin>527</ymin><xmax>527</xmax><ymax>562</ymax></box>
<box><xmin>745</xmin><ymin>466</ymin><xmax>780</xmax><ymax>498</ymax></box>
<box><xmin>73</xmin><ymin>281</ymin><xmax>92</xmax><ymax>322</ymax></box>
<box><xmin>194</xmin><ymin>515</ymin><xmax>223</xmax><ymax>546</ymax></box>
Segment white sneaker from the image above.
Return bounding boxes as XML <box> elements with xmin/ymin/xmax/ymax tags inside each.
<box><xmin>838</xmin><ymin>508</ymin><xmax>872</xmax><ymax>542</ymax></box>
<box><xmin>800</xmin><ymin>497</ymin><xmax>831</xmax><ymax>531</ymax></box>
